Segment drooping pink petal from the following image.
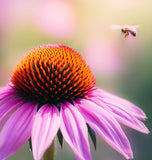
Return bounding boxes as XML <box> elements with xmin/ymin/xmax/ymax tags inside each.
<box><xmin>91</xmin><ymin>87</ymin><xmax>147</xmax><ymax>120</ymax></box>
<box><xmin>60</xmin><ymin>102</ymin><xmax>92</xmax><ymax>160</ymax></box>
<box><xmin>106</xmin><ymin>103</ymin><xmax>149</xmax><ymax>134</ymax></box>
<box><xmin>0</xmin><ymin>98</ymin><xmax>24</xmax><ymax>127</ymax></box>
<box><xmin>0</xmin><ymin>98</ymin><xmax>23</xmax><ymax>118</ymax></box>
<box><xmin>32</xmin><ymin>104</ymin><xmax>60</xmax><ymax>160</ymax></box>
<box><xmin>87</xmin><ymin>88</ymin><xmax>149</xmax><ymax>134</ymax></box>
<box><xmin>0</xmin><ymin>102</ymin><xmax>37</xmax><ymax>160</ymax></box>
<box><xmin>87</xmin><ymin>95</ymin><xmax>149</xmax><ymax>134</ymax></box>
<box><xmin>0</xmin><ymin>86</ymin><xmax>9</xmax><ymax>95</ymax></box>
<box><xmin>76</xmin><ymin>99</ymin><xmax>133</xmax><ymax>159</ymax></box>
<box><xmin>0</xmin><ymin>95</ymin><xmax>16</xmax><ymax>107</ymax></box>
<box><xmin>0</xmin><ymin>85</ymin><xmax>16</xmax><ymax>101</ymax></box>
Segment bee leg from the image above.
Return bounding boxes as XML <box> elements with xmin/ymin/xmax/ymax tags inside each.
<box><xmin>125</xmin><ymin>32</ymin><xmax>129</xmax><ymax>38</ymax></box>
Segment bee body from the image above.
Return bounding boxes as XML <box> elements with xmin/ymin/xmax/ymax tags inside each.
<box><xmin>111</xmin><ymin>25</ymin><xmax>139</xmax><ymax>38</ymax></box>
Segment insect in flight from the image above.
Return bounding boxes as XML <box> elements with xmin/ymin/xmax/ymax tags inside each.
<box><xmin>110</xmin><ymin>25</ymin><xmax>139</xmax><ymax>38</ymax></box>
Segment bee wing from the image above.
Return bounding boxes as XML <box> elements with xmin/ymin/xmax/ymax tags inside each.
<box><xmin>132</xmin><ymin>25</ymin><xmax>139</xmax><ymax>28</ymax></box>
<box><xmin>124</xmin><ymin>25</ymin><xmax>139</xmax><ymax>32</ymax></box>
<box><xmin>110</xmin><ymin>25</ymin><xmax>122</xmax><ymax>30</ymax></box>
<box><xmin>124</xmin><ymin>25</ymin><xmax>139</xmax><ymax>29</ymax></box>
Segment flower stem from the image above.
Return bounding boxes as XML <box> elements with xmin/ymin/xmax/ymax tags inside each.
<box><xmin>43</xmin><ymin>139</ymin><xmax>56</xmax><ymax>160</ymax></box>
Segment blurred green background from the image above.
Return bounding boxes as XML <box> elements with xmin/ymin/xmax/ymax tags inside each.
<box><xmin>0</xmin><ymin>0</ymin><xmax>151</xmax><ymax>159</ymax></box>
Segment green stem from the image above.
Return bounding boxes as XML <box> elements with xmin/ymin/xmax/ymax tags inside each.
<box><xmin>43</xmin><ymin>139</ymin><xmax>56</xmax><ymax>160</ymax></box>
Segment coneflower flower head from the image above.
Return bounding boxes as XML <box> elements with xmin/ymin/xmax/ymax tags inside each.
<box><xmin>11</xmin><ymin>45</ymin><xmax>95</xmax><ymax>107</ymax></box>
<box><xmin>0</xmin><ymin>45</ymin><xmax>149</xmax><ymax>160</ymax></box>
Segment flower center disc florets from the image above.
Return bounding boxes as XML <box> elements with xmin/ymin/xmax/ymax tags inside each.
<box><xmin>11</xmin><ymin>45</ymin><xmax>95</xmax><ymax>105</ymax></box>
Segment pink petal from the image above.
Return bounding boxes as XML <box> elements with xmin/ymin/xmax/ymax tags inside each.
<box><xmin>0</xmin><ymin>86</ymin><xmax>9</xmax><ymax>96</ymax></box>
<box><xmin>0</xmin><ymin>94</ymin><xmax>17</xmax><ymax>106</ymax></box>
<box><xmin>95</xmin><ymin>88</ymin><xmax>147</xmax><ymax>120</ymax></box>
<box><xmin>0</xmin><ymin>102</ymin><xmax>37</xmax><ymax>160</ymax></box>
<box><xmin>60</xmin><ymin>102</ymin><xmax>92</xmax><ymax>160</ymax></box>
<box><xmin>87</xmin><ymin>95</ymin><xmax>149</xmax><ymax>134</ymax></box>
<box><xmin>0</xmin><ymin>85</ymin><xmax>16</xmax><ymax>101</ymax></box>
<box><xmin>32</xmin><ymin>104</ymin><xmax>60</xmax><ymax>160</ymax></box>
<box><xmin>0</xmin><ymin>98</ymin><xmax>24</xmax><ymax>127</ymax></box>
<box><xmin>0</xmin><ymin>86</ymin><xmax>23</xmax><ymax>128</ymax></box>
<box><xmin>0</xmin><ymin>98</ymin><xmax>23</xmax><ymax>118</ymax></box>
<box><xmin>0</xmin><ymin>84</ymin><xmax>12</xmax><ymax>92</ymax></box>
<box><xmin>87</xmin><ymin>88</ymin><xmax>149</xmax><ymax>133</ymax></box>
<box><xmin>76</xmin><ymin>99</ymin><xmax>133</xmax><ymax>159</ymax></box>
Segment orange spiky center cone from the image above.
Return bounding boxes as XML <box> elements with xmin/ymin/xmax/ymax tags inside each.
<box><xmin>11</xmin><ymin>45</ymin><xmax>96</xmax><ymax>106</ymax></box>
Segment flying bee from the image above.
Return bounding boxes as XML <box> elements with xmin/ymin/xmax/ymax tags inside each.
<box><xmin>110</xmin><ymin>25</ymin><xmax>139</xmax><ymax>38</ymax></box>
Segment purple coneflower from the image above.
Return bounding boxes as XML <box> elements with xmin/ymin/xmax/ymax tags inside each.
<box><xmin>0</xmin><ymin>45</ymin><xmax>149</xmax><ymax>160</ymax></box>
